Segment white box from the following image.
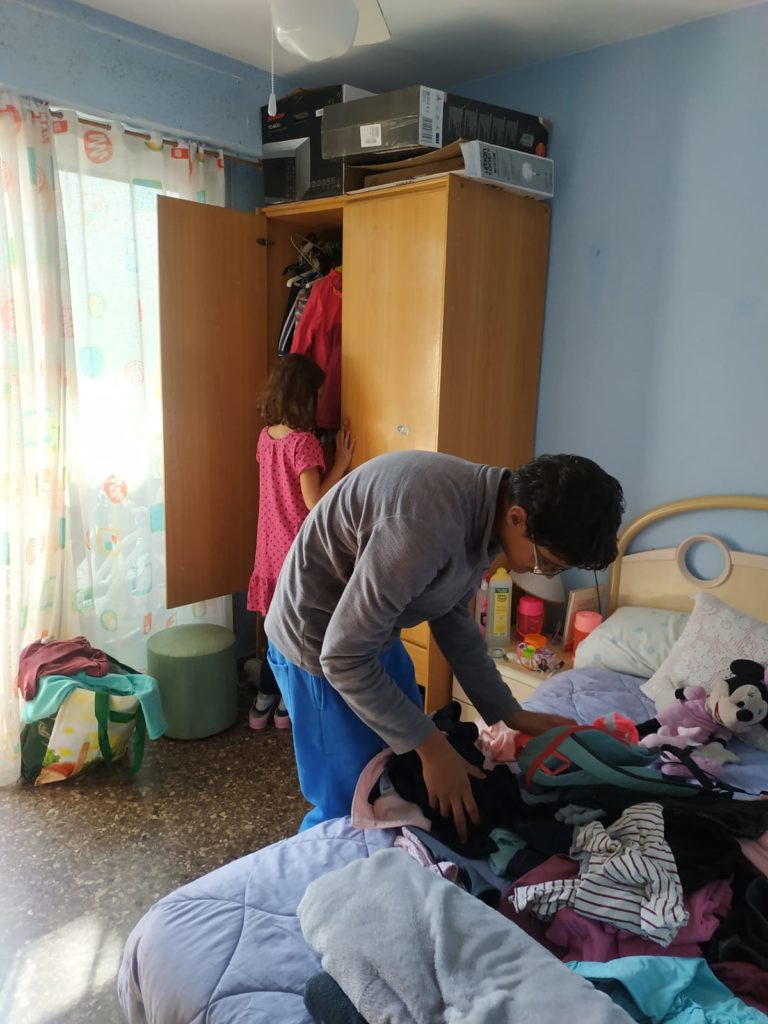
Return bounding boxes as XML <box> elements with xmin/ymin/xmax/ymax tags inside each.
<box><xmin>459</xmin><ymin>140</ymin><xmax>554</xmax><ymax>199</ymax></box>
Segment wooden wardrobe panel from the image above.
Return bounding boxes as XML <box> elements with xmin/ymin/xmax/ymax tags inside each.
<box><xmin>341</xmin><ymin>183</ymin><xmax>448</xmax><ymax>466</ymax></box>
<box><xmin>158</xmin><ymin>197</ymin><xmax>268</xmax><ymax>608</ymax></box>
<box><xmin>438</xmin><ymin>177</ymin><xmax>551</xmax><ymax>469</ymax></box>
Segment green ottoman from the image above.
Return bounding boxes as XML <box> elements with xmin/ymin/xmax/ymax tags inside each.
<box><xmin>147</xmin><ymin>624</ymin><xmax>238</xmax><ymax>739</ymax></box>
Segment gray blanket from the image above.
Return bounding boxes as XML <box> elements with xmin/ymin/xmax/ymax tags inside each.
<box><xmin>298</xmin><ymin>848</ymin><xmax>634</xmax><ymax>1024</ymax></box>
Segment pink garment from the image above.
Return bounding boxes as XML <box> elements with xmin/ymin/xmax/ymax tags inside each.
<box><xmin>247</xmin><ymin>427</ymin><xmax>324</xmax><ymax>615</ymax></box>
<box><xmin>475</xmin><ymin>718</ymin><xmax>520</xmax><ymax>763</ymax></box>
<box><xmin>291</xmin><ymin>270</ymin><xmax>342</xmax><ymax>430</ymax></box>
<box><xmin>17</xmin><ymin>636</ymin><xmax>108</xmax><ymax>701</ymax></box>
<box><xmin>394</xmin><ymin>827</ymin><xmax>461</xmax><ymax>884</ymax></box>
<box><xmin>546</xmin><ymin>878</ymin><xmax>732</xmax><ymax>961</ymax></box>
<box><xmin>740</xmin><ymin>832</ymin><xmax>768</xmax><ymax>878</ymax></box>
<box><xmin>351</xmin><ymin>748</ymin><xmax>432</xmax><ymax>831</ymax></box>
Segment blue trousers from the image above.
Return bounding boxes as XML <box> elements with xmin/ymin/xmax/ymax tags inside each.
<box><xmin>268</xmin><ymin>640</ymin><xmax>423</xmax><ymax>831</ymax></box>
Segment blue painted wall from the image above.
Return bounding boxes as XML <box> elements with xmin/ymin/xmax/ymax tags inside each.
<box><xmin>455</xmin><ymin>3</ymin><xmax>768</xmax><ymax>557</ymax></box>
<box><xmin>0</xmin><ymin>0</ymin><xmax>289</xmax><ymax>154</ymax></box>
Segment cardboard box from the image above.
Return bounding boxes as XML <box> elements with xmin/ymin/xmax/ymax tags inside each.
<box><xmin>261</xmin><ymin>85</ymin><xmax>372</xmax><ymax>204</ymax></box>
<box><xmin>343</xmin><ymin>141</ymin><xmax>554</xmax><ymax>200</ymax></box>
<box><xmin>458</xmin><ymin>140</ymin><xmax>554</xmax><ymax>199</ymax></box>
<box><xmin>321</xmin><ymin>85</ymin><xmax>549</xmax><ymax>164</ymax></box>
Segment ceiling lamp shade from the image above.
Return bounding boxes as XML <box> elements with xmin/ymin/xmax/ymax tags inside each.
<box><xmin>271</xmin><ymin>0</ymin><xmax>360</xmax><ymax>62</ymax></box>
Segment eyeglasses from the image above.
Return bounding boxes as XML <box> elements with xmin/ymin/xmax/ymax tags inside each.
<box><xmin>531</xmin><ymin>539</ymin><xmax>566</xmax><ymax>578</ymax></box>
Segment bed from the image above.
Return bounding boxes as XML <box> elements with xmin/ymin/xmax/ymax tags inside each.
<box><xmin>118</xmin><ymin>495</ymin><xmax>768</xmax><ymax>1024</ymax></box>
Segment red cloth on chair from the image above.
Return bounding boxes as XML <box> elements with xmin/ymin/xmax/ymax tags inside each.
<box><xmin>18</xmin><ymin>636</ymin><xmax>109</xmax><ymax>700</ymax></box>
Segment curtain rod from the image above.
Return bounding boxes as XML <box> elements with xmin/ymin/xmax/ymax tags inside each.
<box><xmin>49</xmin><ymin>109</ymin><xmax>260</xmax><ymax>167</ymax></box>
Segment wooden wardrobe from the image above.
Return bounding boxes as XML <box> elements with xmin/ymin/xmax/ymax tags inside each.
<box><xmin>158</xmin><ymin>173</ymin><xmax>551</xmax><ymax>711</ymax></box>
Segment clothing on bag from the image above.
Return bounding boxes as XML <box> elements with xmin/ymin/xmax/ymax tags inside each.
<box><xmin>247</xmin><ymin>427</ymin><xmax>324</xmax><ymax>615</ymax></box>
<box><xmin>297</xmin><ymin>848</ymin><xmax>635</xmax><ymax>1024</ymax></box>
<box><xmin>18</xmin><ymin>636</ymin><xmax>109</xmax><ymax>701</ymax></box>
<box><xmin>291</xmin><ymin>269</ymin><xmax>342</xmax><ymax>430</ymax></box>
<box><xmin>22</xmin><ymin>669</ymin><xmax>167</xmax><ymax>739</ymax></box>
<box><xmin>511</xmin><ymin>803</ymin><xmax>689</xmax><ymax>946</ymax></box>
<box><xmin>568</xmin><ymin>956</ymin><xmax>767</xmax><ymax>1024</ymax></box>
<box><xmin>269</xmin><ymin>639</ymin><xmax>422</xmax><ymax>831</ymax></box>
<box><xmin>265</xmin><ymin>451</ymin><xmax>521</xmax><ymax>755</ymax></box>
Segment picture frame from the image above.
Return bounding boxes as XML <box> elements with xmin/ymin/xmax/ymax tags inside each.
<box><xmin>562</xmin><ymin>584</ymin><xmax>604</xmax><ymax>651</ymax></box>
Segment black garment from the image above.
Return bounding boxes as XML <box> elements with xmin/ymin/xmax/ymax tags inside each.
<box><xmin>663</xmin><ymin>806</ymin><xmax>746</xmax><ymax>892</ymax></box>
<box><xmin>526</xmin><ymin>784</ymin><xmax>768</xmax><ymax>838</ymax></box>
<box><xmin>408</xmin><ymin>826</ymin><xmax>502</xmax><ymax>909</ymax></box>
<box><xmin>304</xmin><ymin>971</ymin><xmax>367</xmax><ymax>1024</ymax></box>
<box><xmin>386</xmin><ymin>703</ymin><xmax>521</xmax><ymax>857</ymax></box>
<box><xmin>710</xmin><ymin>876</ymin><xmax>768</xmax><ymax>970</ymax></box>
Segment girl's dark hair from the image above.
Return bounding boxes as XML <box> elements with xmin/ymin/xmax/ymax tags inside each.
<box><xmin>507</xmin><ymin>454</ymin><xmax>625</xmax><ymax>570</ymax></box>
<box><xmin>258</xmin><ymin>354</ymin><xmax>325</xmax><ymax>430</ymax></box>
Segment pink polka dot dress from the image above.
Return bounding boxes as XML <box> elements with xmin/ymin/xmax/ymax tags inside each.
<box><xmin>247</xmin><ymin>427</ymin><xmax>325</xmax><ymax>615</ymax></box>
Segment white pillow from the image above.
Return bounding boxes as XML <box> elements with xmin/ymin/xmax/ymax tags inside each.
<box><xmin>574</xmin><ymin>606</ymin><xmax>690</xmax><ymax>678</ymax></box>
<box><xmin>641</xmin><ymin>592</ymin><xmax>768</xmax><ymax>708</ymax></box>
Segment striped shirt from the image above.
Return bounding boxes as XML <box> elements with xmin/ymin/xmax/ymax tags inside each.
<box><xmin>510</xmin><ymin>802</ymin><xmax>688</xmax><ymax>947</ymax></box>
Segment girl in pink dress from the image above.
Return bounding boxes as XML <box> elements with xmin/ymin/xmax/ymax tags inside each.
<box><xmin>247</xmin><ymin>354</ymin><xmax>355</xmax><ymax>729</ymax></box>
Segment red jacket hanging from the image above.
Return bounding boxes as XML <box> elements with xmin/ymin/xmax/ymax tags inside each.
<box><xmin>291</xmin><ymin>268</ymin><xmax>342</xmax><ymax>430</ymax></box>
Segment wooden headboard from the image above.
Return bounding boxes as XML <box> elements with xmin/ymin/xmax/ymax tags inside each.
<box><xmin>606</xmin><ymin>495</ymin><xmax>768</xmax><ymax>622</ymax></box>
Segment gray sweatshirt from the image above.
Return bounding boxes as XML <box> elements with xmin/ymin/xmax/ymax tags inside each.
<box><xmin>264</xmin><ymin>450</ymin><xmax>521</xmax><ymax>753</ymax></box>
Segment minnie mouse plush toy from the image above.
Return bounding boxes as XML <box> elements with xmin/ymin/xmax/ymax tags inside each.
<box><xmin>637</xmin><ymin>659</ymin><xmax>768</xmax><ymax>775</ymax></box>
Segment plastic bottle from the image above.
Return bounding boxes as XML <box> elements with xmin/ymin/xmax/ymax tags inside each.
<box><xmin>517</xmin><ymin>594</ymin><xmax>545</xmax><ymax>639</ymax></box>
<box><xmin>474</xmin><ymin>576</ymin><xmax>489</xmax><ymax>639</ymax></box>
<box><xmin>487</xmin><ymin>567</ymin><xmax>512</xmax><ymax>650</ymax></box>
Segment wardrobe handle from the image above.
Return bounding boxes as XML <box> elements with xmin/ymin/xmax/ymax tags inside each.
<box><xmin>396</xmin><ymin>424</ymin><xmax>411</xmax><ymax>436</ymax></box>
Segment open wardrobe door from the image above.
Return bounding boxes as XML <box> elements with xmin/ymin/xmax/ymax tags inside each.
<box><xmin>158</xmin><ymin>197</ymin><xmax>268</xmax><ymax>608</ymax></box>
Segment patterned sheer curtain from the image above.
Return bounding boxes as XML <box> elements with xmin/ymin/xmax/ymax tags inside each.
<box><xmin>0</xmin><ymin>94</ymin><xmax>229</xmax><ymax>785</ymax></box>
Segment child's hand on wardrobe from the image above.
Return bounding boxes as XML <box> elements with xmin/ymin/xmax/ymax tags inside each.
<box><xmin>333</xmin><ymin>421</ymin><xmax>355</xmax><ymax>473</ymax></box>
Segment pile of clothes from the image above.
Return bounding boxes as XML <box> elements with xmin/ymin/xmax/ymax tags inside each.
<box><xmin>300</xmin><ymin>702</ymin><xmax>768</xmax><ymax>1024</ymax></box>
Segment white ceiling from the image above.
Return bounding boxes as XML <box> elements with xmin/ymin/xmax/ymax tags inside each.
<box><xmin>80</xmin><ymin>0</ymin><xmax>762</xmax><ymax>91</ymax></box>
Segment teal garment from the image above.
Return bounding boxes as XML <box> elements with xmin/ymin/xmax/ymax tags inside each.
<box><xmin>489</xmin><ymin>828</ymin><xmax>527</xmax><ymax>875</ymax></box>
<box><xmin>22</xmin><ymin>670</ymin><xmax>167</xmax><ymax>739</ymax></box>
<box><xmin>568</xmin><ymin>957</ymin><xmax>767</xmax><ymax>1024</ymax></box>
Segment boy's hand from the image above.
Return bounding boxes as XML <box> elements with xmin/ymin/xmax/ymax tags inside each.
<box><xmin>416</xmin><ymin>728</ymin><xmax>485</xmax><ymax>843</ymax></box>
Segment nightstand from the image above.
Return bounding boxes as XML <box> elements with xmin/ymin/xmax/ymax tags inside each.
<box><xmin>452</xmin><ymin>642</ymin><xmax>574</xmax><ymax>721</ymax></box>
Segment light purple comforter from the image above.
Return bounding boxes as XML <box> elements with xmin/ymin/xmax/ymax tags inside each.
<box><xmin>118</xmin><ymin>667</ymin><xmax>768</xmax><ymax>1024</ymax></box>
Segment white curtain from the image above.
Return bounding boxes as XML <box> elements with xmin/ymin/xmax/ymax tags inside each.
<box><xmin>0</xmin><ymin>94</ymin><xmax>229</xmax><ymax>785</ymax></box>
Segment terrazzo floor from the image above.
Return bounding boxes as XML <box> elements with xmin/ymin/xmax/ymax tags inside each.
<box><xmin>0</xmin><ymin>683</ymin><xmax>307</xmax><ymax>1024</ymax></box>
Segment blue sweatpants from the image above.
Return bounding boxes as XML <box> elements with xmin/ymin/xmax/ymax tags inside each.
<box><xmin>268</xmin><ymin>640</ymin><xmax>423</xmax><ymax>831</ymax></box>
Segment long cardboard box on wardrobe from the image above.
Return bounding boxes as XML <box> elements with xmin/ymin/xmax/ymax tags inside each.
<box><xmin>344</xmin><ymin>140</ymin><xmax>554</xmax><ymax>200</ymax></box>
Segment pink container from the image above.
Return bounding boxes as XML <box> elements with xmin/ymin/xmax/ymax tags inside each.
<box><xmin>573</xmin><ymin>610</ymin><xmax>603</xmax><ymax>653</ymax></box>
<box><xmin>517</xmin><ymin>595</ymin><xmax>545</xmax><ymax>639</ymax></box>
